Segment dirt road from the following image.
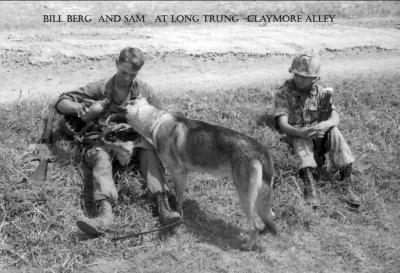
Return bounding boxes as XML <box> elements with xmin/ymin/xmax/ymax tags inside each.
<box><xmin>1</xmin><ymin>24</ymin><xmax>399</xmax><ymax>103</ymax></box>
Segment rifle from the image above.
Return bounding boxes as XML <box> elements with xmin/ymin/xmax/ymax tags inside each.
<box><xmin>318</xmin><ymin>87</ymin><xmax>334</xmax><ymax>123</ymax></box>
<box><xmin>25</xmin><ymin>104</ymin><xmax>55</xmax><ymax>183</ymax></box>
<box><xmin>314</xmin><ymin>87</ymin><xmax>333</xmax><ymax>165</ymax></box>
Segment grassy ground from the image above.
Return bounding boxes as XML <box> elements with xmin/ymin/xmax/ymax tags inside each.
<box><xmin>0</xmin><ymin>70</ymin><xmax>399</xmax><ymax>272</ymax></box>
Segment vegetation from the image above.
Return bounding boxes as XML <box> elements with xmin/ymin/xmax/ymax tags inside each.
<box><xmin>0</xmin><ymin>70</ymin><xmax>399</xmax><ymax>272</ymax></box>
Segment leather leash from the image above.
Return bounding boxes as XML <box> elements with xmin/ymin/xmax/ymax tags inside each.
<box><xmin>105</xmin><ymin>195</ymin><xmax>183</xmax><ymax>241</ymax></box>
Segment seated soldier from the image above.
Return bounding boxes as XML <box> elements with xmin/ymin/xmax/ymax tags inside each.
<box><xmin>56</xmin><ymin>47</ymin><xmax>180</xmax><ymax>235</ymax></box>
<box><xmin>273</xmin><ymin>52</ymin><xmax>361</xmax><ymax>208</ymax></box>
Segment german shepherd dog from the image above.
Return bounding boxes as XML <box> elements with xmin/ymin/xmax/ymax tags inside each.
<box><xmin>126</xmin><ymin>97</ymin><xmax>277</xmax><ymax>250</ymax></box>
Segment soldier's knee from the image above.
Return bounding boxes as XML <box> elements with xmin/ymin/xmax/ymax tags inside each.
<box><xmin>87</xmin><ymin>147</ymin><xmax>111</xmax><ymax>166</ymax></box>
<box><xmin>329</xmin><ymin>126</ymin><xmax>339</xmax><ymax>134</ymax></box>
<box><xmin>94</xmin><ymin>147</ymin><xmax>111</xmax><ymax>161</ymax></box>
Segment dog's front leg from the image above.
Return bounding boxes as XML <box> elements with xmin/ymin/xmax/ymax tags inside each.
<box><xmin>169</xmin><ymin>168</ymin><xmax>188</xmax><ymax>205</ymax></box>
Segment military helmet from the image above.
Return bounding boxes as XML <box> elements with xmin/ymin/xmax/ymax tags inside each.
<box><xmin>102</xmin><ymin>113</ymin><xmax>139</xmax><ymax>143</ymax></box>
<box><xmin>59</xmin><ymin>115</ymin><xmax>86</xmax><ymax>138</ymax></box>
<box><xmin>105</xmin><ymin>113</ymin><xmax>128</xmax><ymax>126</ymax></box>
<box><xmin>289</xmin><ymin>52</ymin><xmax>321</xmax><ymax>77</ymax></box>
<box><xmin>101</xmin><ymin>114</ymin><xmax>140</xmax><ymax>165</ymax></box>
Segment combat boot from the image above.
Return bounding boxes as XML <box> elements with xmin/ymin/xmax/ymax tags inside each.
<box><xmin>339</xmin><ymin>164</ymin><xmax>361</xmax><ymax>207</ymax></box>
<box><xmin>156</xmin><ymin>193</ymin><xmax>181</xmax><ymax>226</ymax></box>
<box><xmin>76</xmin><ymin>199</ymin><xmax>113</xmax><ymax>235</ymax></box>
<box><xmin>299</xmin><ymin>167</ymin><xmax>320</xmax><ymax>209</ymax></box>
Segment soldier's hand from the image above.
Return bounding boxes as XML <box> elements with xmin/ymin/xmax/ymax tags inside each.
<box><xmin>298</xmin><ymin>126</ymin><xmax>313</xmax><ymax>139</ymax></box>
<box><xmin>308</xmin><ymin>123</ymin><xmax>329</xmax><ymax>139</ymax></box>
<box><xmin>75</xmin><ymin>102</ymin><xmax>90</xmax><ymax>118</ymax></box>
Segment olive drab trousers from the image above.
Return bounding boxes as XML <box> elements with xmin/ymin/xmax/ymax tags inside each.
<box><xmin>287</xmin><ymin>126</ymin><xmax>355</xmax><ymax>171</ymax></box>
<box><xmin>85</xmin><ymin>145</ymin><xmax>171</xmax><ymax>203</ymax></box>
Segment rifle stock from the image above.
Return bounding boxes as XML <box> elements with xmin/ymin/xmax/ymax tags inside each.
<box><xmin>26</xmin><ymin>105</ymin><xmax>55</xmax><ymax>182</ymax></box>
<box><xmin>27</xmin><ymin>157</ymin><xmax>48</xmax><ymax>183</ymax></box>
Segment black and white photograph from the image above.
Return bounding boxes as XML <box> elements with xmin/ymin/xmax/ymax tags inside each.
<box><xmin>0</xmin><ymin>1</ymin><xmax>399</xmax><ymax>272</ymax></box>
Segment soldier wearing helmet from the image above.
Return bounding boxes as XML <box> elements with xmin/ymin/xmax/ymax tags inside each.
<box><xmin>273</xmin><ymin>52</ymin><xmax>361</xmax><ymax>208</ymax></box>
<box><xmin>55</xmin><ymin>47</ymin><xmax>180</xmax><ymax>236</ymax></box>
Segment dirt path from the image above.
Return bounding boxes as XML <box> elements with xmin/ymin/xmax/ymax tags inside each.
<box><xmin>1</xmin><ymin>24</ymin><xmax>399</xmax><ymax>103</ymax></box>
<box><xmin>2</xmin><ymin>51</ymin><xmax>399</xmax><ymax>104</ymax></box>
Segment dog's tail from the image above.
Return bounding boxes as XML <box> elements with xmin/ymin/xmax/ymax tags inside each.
<box><xmin>256</xmin><ymin>157</ymin><xmax>278</xmax><ymax>236</ymax></box>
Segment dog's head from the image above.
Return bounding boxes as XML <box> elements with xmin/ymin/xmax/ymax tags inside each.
<box><xmin>126</xmin><ymin>96</ymin><xmax>149</xmax><ymax>110</ymax></box>
<box><xmin>126</xmin><ymin>96</ymin><xmax>151</xmax><ymax>116</ymax></box>
<box><xmin>126</xmin><ymin>97</ymin><xmax>160</xmax><ymax>138</ymax></box>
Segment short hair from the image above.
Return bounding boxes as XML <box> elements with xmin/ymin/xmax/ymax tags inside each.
<box><xmin>118</xmin><ymin>47</ymin><xmax>145</xmax><ymax>70</ymax></box>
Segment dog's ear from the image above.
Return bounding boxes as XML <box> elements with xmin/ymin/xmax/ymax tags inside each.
<box><xmin>133</xmin><ymin>92</ymin><xmax>146</xmax><ymax>100</ymax></box>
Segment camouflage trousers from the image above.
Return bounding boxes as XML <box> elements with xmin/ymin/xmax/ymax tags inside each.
<box><xmin>287</xmin><ymin>126</ymin><xmax>355</xmax><ymax>171</ymax></box>
<box><xmin>85</xmin><ymin>144</ymin><xmax>171</xmax><ymax>203</ymax></box>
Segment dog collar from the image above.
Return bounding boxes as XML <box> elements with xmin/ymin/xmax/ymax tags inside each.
<box><xmin>150</xmin><ymin>111</ymin><xmax>167</xmax><ymax>150</ymax></box>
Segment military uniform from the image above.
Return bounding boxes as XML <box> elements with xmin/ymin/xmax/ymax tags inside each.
<box><xmin>56</xmin><ymin>76</ymin><xmax>171</xmax><ymax>203</ymax></box>
<box><xmin>274</xmin><ymin>79</ymin><xmax>355</xmax><ymax>170</ymax></box>
<box><xmin>272</xmin><ymin>51</ymin><xmax>361</xmax><ymax>208</ymax></box>
<box><xmin>56</xmin><ymin>75</ymin><xmax>180</xmax><ymax>235</ymax></box>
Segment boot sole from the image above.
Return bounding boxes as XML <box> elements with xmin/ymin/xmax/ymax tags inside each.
<box><xmin>76</xmin><ymin>219</ymin><xmax>104</xmax><ymax>236</ymax></box>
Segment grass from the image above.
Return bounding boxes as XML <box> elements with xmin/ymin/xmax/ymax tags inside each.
<box><xmin>0</xmin><ymin>70</ymin><xmax>399</xmax><ymax>272</ymax></box>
